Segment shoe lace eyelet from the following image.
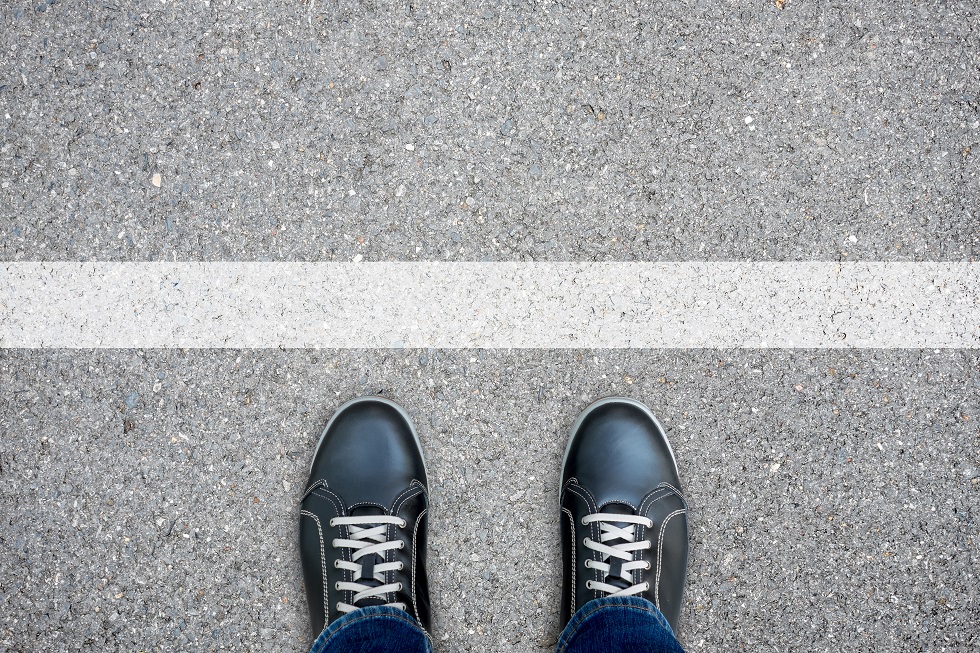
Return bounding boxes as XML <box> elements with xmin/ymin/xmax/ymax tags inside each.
<box><xmin>396</xmin><ymin>582</ymin><xmax>403</xmax><ymax>591</ymax></box>
<box><xmin>397</xmin><ymin>562</ymin><xmax>405</xmax><ymax>570</ymax></box>
<box><xmin>398</xmin><ymin>541</ymin><xmax>405</xmax><ymax>549</ymax></box>
<box><xmin>398</xmin><ymin>518</ymin><xmax>407</xmax><ymax>528</ymax></box>
<box><xmin>334</xmin><ymin>560</ymin><xmax>340</xmax><ymax>568</ymax></box>
<box><xmin>334</xmin><ymin>582</ymin><xmax>341</xmax><ymax>590</ymax></box>
<box><xmin>585</xmin><ymin>580</ymin><xmax>594</xmax><ymax>590</ymax></box>
<box><xmin>328</xmin><ymin>518</ymin><xmax>337</xmax><ymax>527</ymax></box>
<box><xmin>583</xmin><ymin>560</ymin><xmax>592</xmax><ymax>569</ymax></box>
<box><xmin>644</xmin><ymin>561</ymin><xmax>652</xmax><ymax>570</ymax></box>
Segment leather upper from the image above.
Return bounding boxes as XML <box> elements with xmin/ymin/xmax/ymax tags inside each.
<box><xmin>299</xmin><ymin>398</ymin><xmax>431</xmax><ymax>636</ymax></box>
<box><xmin>559</xmin><ymin>399</ymin><xmax>689</xmax><ymax>631</ymax></box>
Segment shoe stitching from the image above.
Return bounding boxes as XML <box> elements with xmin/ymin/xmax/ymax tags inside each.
<box><xmin>659</xmin><ymin>482</ymin><xmax>684</xmax><ymax>497</ymax></box>
<box><xmin>300</xmin><ymin>509</ymin><xmax>329</xmax><ymax>627</ymax></box>
<box><xmin>654</xmin><ymin>482</ymin><xmax>687</xmax><ymax>512</ymax></box>
<box><xmin>391</xmin><ymin>484</ymin><xmax>424</xmax><ymax>518</ymax></box>
<box><xmin>561</xmin><ymin>507</ymin><xmax>577</xmax><ymax>617</ymax></box>
<box><xmin>319</xmin><ymin>491</ymin><xmax>354</xmax><ymax>609</ymax></box>
<box><xmin>382</xmin><ymin>479</ymin><xmax>424</xmax><ymax>602</ymax></box>
<box><xmin>564</xmin><ymin>483</ymin><xmax>598</xmax><ymax>518</ymax></box>
<box><xmin>347</xmin><ymin>501</ymin><xmax>387</xmax><ymax>511</ymax></box>
<box><xmin>339</xmin><ymin>522</ymin><xmax>352</xmax><ymax>610</ymax></box>
<box><xmin>389</xmin><ymin>484</ymin><xmax>424</xmax><ymax>604</ymax></box>
<box><xmin>304</xmin><ymin>486</ymin><xmax>353</xmax><ymax>613</ymax></box>
<box><xmin>557</xmin><ymin>602</ymin><xmax>668</xmax><ymax>653</ymax></box>
<box><xmin>560</xmin><ymin>478</ymin><xmax>581</xmax><ymax>505</ymax></box>
<box><xmin>308</xmin><ymin>486</ymin><xmax>354</xmax><ymax>609</ymax></box>
<box><xmin>385</xmin><ymin>517</ymin><xmax>393</xmax><ymax>605</ymax></box>
<box><xmin>638</xmin><ymin>485</ymin><xmax>676</xmax><ymax>541</ymax></box>
<box><xmin>311</xmin><ymin>488</ymin><xmax>347</xmax><ymax>515</ymax></box>
<box><xmin>638</xmin><ymin>485</ymin><xmax>673</xmax><ymax>516</ymax></box>
<box><xmin>655</xmin><ymin>508</ymin><xmax>686</xmax><ymax>609</ymax></box>
<box><xmin>412</xmin><ymin>506</ymin><xmax>427</xmax><ymax>628</ymax></box>
<box><xmin>641</xmin><ymin>484</ymin><xmax>688</xmax><ymax>539</ymax></box>
<box><xmin>302</xmin><ymin>478</ymin><xmax>329</xmax><ymax>501</ymax></box>
<box><xmin>564</xmin><ymin>484</ymin><xmax>601</xmax><ymax>601</ymax></box>
<box><xmin>598</xmin><ymin>499</ymin><xmax>638</xmax><ymax>511</ymax></box>
<box><xmin>390</xmin><ymin>481</ymin><xmax>424</xmax><ymax>514</ymax></box>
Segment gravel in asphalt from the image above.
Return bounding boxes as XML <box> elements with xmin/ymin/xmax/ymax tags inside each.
<box><xmin>1</xmin><ymin>349</ymin><xmax>977</xmax><ymax>651</ymax></box>
<box><xmin>1</xmin><ymin>1</ymin><xmax>977</xmax><ymax>262</ymax></box>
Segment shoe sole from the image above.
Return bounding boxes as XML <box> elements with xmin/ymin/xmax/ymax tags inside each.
<box><xmin>310</xmin><ymin>395</ymin><xmax>429</xmax><ymax>480</ymax></box>
<box><xmin>559</xmin><ymin>396</ymin><xmax>679</xmax><ymax>503</ymax></box>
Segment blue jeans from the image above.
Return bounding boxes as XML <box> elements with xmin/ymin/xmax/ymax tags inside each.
<box><xmin>308</xmin><ymin>597</ymin><xmax>685</xmax><ymax>653</ymax></box>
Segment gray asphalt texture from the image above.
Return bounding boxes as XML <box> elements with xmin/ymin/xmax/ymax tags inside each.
<box><xmin>2</xmin><ymin>350</ymin><xmax>978</xmax><ymax>652</ymax></box>
<box><xmin>1</xmin><ymin>1</ymin><xmax>979</xmax><ymax>652</ymax></box>
<box><xmin>1</xmin><ymin>1</ymin><xmax>978</xmax><ymax>262</ymax></box>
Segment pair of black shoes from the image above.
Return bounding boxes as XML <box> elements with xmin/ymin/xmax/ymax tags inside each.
<box><xmin>299</xmin><ymin>396</ymin><xmax>689</xmax><ymax>639</ymax></box>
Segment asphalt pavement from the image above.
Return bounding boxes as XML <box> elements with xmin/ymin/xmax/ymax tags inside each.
<box><xmin>1</xmin><ymin>1</ymin><xmax>977</xmax><ymax>262</ymax></box>
<box><xmin>0</xmin><ymin>1</ymin><xmax>977</xmax><ymax>652</ymax></box>
<box><xmin>1</xmin><ymin>350</ymin><xmax>978</xmax><ymax>652</ymax></box>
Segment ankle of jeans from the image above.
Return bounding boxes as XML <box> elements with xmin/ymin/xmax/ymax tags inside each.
<box><xmin>309</xmin><ymin>605</ymin><xmax>431</xmax><ymax>653</ymax></box>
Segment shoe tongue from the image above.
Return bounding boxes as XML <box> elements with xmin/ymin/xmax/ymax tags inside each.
<box><xmin>348</xmin><ymin>505</ymin><xmax>386</xmax><ymax>517</ymax></box>
<box><xmin>345</xmin><ymin>505</ymin><xmax>390</xmax><ymax>607</ymax></box>
<box><xmin>600</xmin><ymin>503</ymin><xmax>636</xmax><ymax>591</ymax></box>
<box><xmin>602</xmin><ymin>502</ymin><xmax>634</xmax><ymax>516</ymax></box>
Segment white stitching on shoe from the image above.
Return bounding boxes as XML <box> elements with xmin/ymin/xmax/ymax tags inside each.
<box><xmin>310</xmin><ymin>486</ymin><xmax>352</xmax><ymax>607</ymax></box>
<box><xmin>312</xmin><ymin>488</ymin><xmax>346</xmax><ymax>515</ymax></box>
<box><xmin>390</xmin><ymin>482</ymin><xmax>423</xmax><ymax>514</ymax></box>
<box><xmin>655</xmin><ymin>508</ymin><xmax>686</xmax><ymax>609</ymax></box>
<box><xmin>600</xmin><ymin>499</ymin><xmax>638</xmax><ymax>511</ymax></box>
<box><xmin>300</xmin><ymin>510</ymin><xmax>329</xmax><ymax>625</ymax></box>
<box><xmin>347</xmin><ymin>501</ymin><xmax>386</xmax><ymax>511</ymax></box>
<box><xmin>302</xmin><ymin>478</ymin><xmax>330</xmax><ymax>501</ymax></box>
<box><xmin>386</xmin><ymin>518</ymin><xmax>393</xmax><ymax>605</ymax></box>
<box><xmin>412</xmin><ymin>506</ymin><xmax>427</xmax><ymax>626</ymax></box>
<box><xmin>638</xmin><ymin>486</ymin><xmax>672</xmax><ymax>514</ymax></box>
<box><xmin>562</xmin><ymin>507</ymin><xmax>577</xmax><ymax>615</ymax></box>
<box><xmin>565</xmin><ymin>484</ymin><xmax>601</xmax><ymax>600</ymax></box>
<box><xmin>389</xmin><ymin>483</ymin><xmax>423</xmax><ymax>603</ymax></box>
<box><xmin>638</xmin><ymin>485</ymin><xmax>675</xmax><ymax>541</ymax></box>
<box><xmin>565</xmin><ymin>481</ymin><xmax>598</xmax><ymax>512</ymax></box>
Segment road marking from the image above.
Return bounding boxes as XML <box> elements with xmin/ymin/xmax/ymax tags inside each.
<box><xmin>0</xmin><ymin>262</ymin><xmax>976</xmax><ymax>348</ymax></box>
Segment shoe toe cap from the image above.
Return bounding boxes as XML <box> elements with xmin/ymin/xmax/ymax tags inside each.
<box><xmin>562</xmin><ymin>399</ymin><xmax>680</xmax><ymax>507</ymax></box>
<box><xmin>309</xmin><ymin>398</ymin><xmax>427</xmax><ymax>507</ymax></box>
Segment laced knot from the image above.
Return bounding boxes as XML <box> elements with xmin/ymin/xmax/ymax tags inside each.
<box><xmin>582</xmin><ymin>512</ymin><xmax>654</xmax><ymax>597</ymax></box>
<box><xmin>329</xmin><ymin>515</ymin><xmax>407</xmax><ymax>614</ymax></box>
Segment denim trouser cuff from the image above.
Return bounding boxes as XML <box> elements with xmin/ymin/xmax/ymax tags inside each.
<box><xmin>556</xmin><ymin>596</ymin><xmax>686</xmax><ymax>653</ymax></box>
<box><xmin>307</xmin><ymin>597</ymin><xmax>683</xmax><ymax>653</ymax></box>
<box><xmin>309</xmin><ymin>606</ymin><xmax>431</xmax><ymax>653</ymax></box>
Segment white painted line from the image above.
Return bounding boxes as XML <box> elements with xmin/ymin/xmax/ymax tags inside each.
<box><xmin>0</xmin><ymin>262</ymin><xmax>976</xmax><ymax>348</ymax></box>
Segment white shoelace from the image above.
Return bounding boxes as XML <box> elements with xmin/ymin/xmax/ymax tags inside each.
<box><xmin>581</xmin><ymin>513</ymin><xmax>654</xmax><ymax>597</ymax></box>
<box><xmin>329</xmin><ymin>515</ymin><xmax>407</xmax><ymax>614</ymax></box>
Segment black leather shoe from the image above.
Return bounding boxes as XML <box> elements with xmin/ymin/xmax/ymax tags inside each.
<box><xmin>299</xmin><ymin>397</ymin><xmax>431</xmax><ymax>638</ymax></box>
<box><xmin>559</xmin><ymin>397</ymin><xmax>689</xmax><ymax>631</ymax></box>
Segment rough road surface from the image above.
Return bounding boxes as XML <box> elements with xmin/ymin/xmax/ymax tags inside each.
<box><xmin>1</xmin><ymin>1</ymin><xmax>977</xmax><ymax>652</ymax></box>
